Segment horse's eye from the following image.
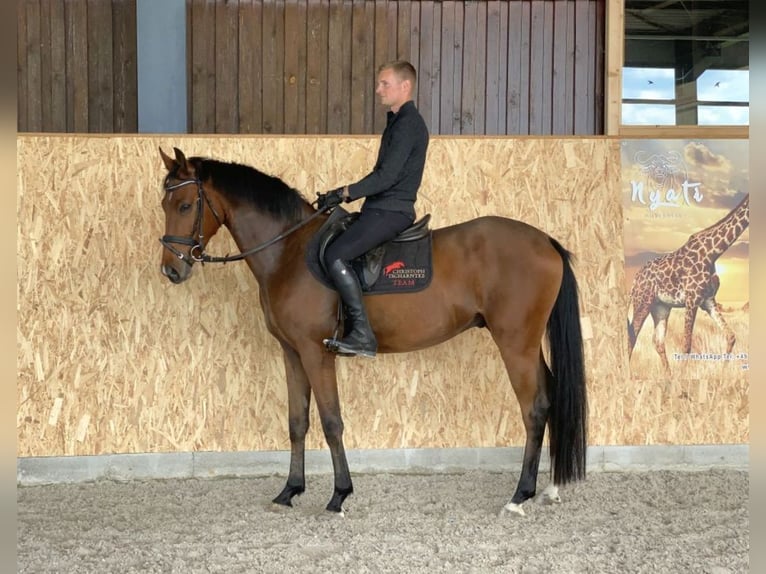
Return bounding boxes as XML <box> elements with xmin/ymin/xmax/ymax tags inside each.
<box><xmin>179</xmin><ymin>203</ymin><xmax>193</xmax><ymax>214</ymax></box>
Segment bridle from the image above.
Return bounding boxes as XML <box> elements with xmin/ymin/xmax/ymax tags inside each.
<box><xmin>160</xmin><ymin>178</ymin><xmax>220</xmax><ymax>264</ymax></box>
<box><xmin>159</xmin><ymin>176</ymin><xmax>330</xmax><ymax>265</ymax></box>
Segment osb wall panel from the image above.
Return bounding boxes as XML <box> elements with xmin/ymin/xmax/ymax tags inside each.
<box><xmin>16</xmin><ymin>135</ymin><xmax>748</xmax><ymax>457</ymax></box>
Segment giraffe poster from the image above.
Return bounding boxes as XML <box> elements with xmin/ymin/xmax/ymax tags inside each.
<box><xmin>623</xmin><ymin>139</ymin><xmax>749</xmax><ymax>380</ymax></box>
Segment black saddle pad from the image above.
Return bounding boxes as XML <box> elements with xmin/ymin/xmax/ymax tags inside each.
<box><xmin>305</xmin><ymin>212</ymin><xmax>433</xmax><ymax>295</ymax></box>
<box><xmin>359</xmin><ymin>233</ymin><xmax>432</xmax><ymax>294</ymax></box>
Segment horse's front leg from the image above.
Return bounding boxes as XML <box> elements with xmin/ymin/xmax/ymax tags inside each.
<box><xmin>272</xmin><ymin>344</ymin><xmax>312</xmax><ymax>507</ymax></box>
<box><xmin>302</xmin><ymin>347</ymin><xmax>353</xmax><ymax>513</ymax></box>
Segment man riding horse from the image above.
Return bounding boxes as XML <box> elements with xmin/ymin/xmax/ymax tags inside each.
<box><xmin>318</xmin><ymin>60</ymin><xmax>429</xmax><ymax>358</ymax></box>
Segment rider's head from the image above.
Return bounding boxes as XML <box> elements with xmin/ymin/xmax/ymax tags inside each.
<box><xmin>375</xmin><ymin>60</ymin><xmax>417</xmax><ymax>113</ymax></box>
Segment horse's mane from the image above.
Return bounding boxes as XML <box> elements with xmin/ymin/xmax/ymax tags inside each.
<box><xmin>191</xmin><ymin>157</ymin><xmax>309</xmax><ymax>223</ymax></box>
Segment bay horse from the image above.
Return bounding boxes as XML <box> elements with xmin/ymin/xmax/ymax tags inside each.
<box><xmin>158</xmin><ymin>147</ymin><xmax>588</xmax><ymax>516</ymax></box>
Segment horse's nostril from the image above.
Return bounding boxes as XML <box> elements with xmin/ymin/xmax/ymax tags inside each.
<box><xmin>161</xmin><ymin>264</ymin><xmax>182</xmax><ymax>284</ymax></box>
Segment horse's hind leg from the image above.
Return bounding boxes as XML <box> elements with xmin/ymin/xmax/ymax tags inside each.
<box><xmin>273</xmin><ymin>344</ymin><xmax>312</xmax><ymax>507</ymax></box>
<box><xmin>498</xmin><ymin>349</ymin><xmax>550</xmax><ymax>517</ymax></box>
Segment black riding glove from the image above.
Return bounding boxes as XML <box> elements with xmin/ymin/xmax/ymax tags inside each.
<box><xmin>317</xmin><ymin>187</ymin><xmax>345</xmax><ymax>210</ymax></box>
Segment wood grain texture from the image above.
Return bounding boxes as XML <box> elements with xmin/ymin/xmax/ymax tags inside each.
<box><xmin>18</xmin><ymin>1</ymin><xmax>606</xmax><ymax>136</ymax></box>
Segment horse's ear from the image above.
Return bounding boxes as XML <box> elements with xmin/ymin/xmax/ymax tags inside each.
<box><xmin>159</xmin><ymin>147</ymin><xmax>176</xmax><ymax>172</ymax></box>
<box><xmin>173</xmin><ymin>147</ymin><xmax>190</xmax><ymax>174</ymax></box>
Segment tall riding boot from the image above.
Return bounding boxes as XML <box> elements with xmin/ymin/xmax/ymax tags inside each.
<box><xmin>323</xmin><ymin>259</ymin><xmax>378</xmax><ymax>358</ymax></box>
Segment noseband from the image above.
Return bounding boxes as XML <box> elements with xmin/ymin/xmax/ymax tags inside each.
<box><xmin>159</xmin><ymin>177</ymin><xmax>332</xmax><ymax>265</ymax></box>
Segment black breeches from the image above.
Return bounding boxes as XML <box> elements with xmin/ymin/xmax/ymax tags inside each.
<box><xmin>324</xmin><ymin>208</ymin><xmax>414</xmax><ymax>265</ymax></box>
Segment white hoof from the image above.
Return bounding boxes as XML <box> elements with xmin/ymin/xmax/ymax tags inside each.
<box><xmin>536</xmin><ymin>484</ymin><xmax>561</xmax><ymax>505</ymax></box>
<box><xmin>502</xmin><ymin>501</ymin><xmax>526</xmax><ymax>516</ymax></box>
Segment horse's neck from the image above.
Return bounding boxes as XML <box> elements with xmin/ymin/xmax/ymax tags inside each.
<box><xmin>225</xmin><ymin>206</ymin><xmax>306</xmax><ymax>284</ymax></box>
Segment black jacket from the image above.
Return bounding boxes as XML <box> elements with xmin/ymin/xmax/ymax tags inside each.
<box><xmin>348</xmin><ymin>101</ymin><xmax>429</xmax><ymax>218</ymax></box>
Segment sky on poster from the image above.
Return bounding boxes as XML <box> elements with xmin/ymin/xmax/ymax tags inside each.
<box><xmin>622</xmin><ymin>139</ymin><xmax>749</xmax><ymax>304</ymax></box>
<box><xmin>622</xmin><ymin>68</ymin><xmax>749</xmax><ymax>125</ymax></box>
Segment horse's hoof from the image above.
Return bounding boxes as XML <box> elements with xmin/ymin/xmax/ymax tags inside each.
<box><xmin>537</xmin><ymin>484</ymin><xmax>561</xmax><ymax>505</ymax></box>
<box><xmin>272</xmin><ymin>484</ymin><xmax>304</xmax><ymax>507</ymax></box>
<box><xmin>317</xmin><ymin>506</ymin><xmax>346</xmax><ymax>519</ymax></box>
<box><xmin>325</xmin><ymin>504</ymin><xmax>347</xmax><ymax>516</ymax></box>
<box><xmin>271</xmin><ymin>497</ymin><xmax>293</xmax><ymax>508</ymax></box>
<box><xmin>502</xmin><ymin>502</ymin><xmax>526</xmax><ymax>517</ymax></box>
<box><xmin>325</xmin><ymin>488</ymin><xmax>352</xmax><ymax>514</ymax></box>
<box><xmin>268</xmin><ymin>501</ymin><xmax>293</xmax><ymax>514</ymax></box>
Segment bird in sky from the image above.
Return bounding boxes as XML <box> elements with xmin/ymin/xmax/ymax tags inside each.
<box><xmin>714</xmin><ymin>81</ymin><xmax>721</xmax><ymax>87</ymax></box>
<box><xmin>647</xmin><ymin>80</ymin><xmax>654</xmax><ymax>85</ymax></box>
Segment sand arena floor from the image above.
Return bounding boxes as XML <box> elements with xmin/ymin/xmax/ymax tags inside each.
<box><xmin>17</xmin><ymin>469</ymin><xmax>748</xmax><ymax>573</ymax></box>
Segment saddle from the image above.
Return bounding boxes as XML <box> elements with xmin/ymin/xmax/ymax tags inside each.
<box><xmin>306</xmin><ymin>207</ymin><xmax>433</xmax><ymax>293</ymax></box>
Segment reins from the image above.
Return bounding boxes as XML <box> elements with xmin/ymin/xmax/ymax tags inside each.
<box><xmin>159</xmin><ymin>177</ymin><xmax>330</xmax><ymax>265</ymax></box>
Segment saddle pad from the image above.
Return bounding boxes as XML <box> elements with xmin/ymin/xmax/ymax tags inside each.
<box><xmin>305</xmin><ymin>231</ymin><xmax>433</xmax><ymax>295</ymax></box>
<box><xmin>362</xmin><ymin>233</ymin><xmax>432</xmax><ymax>294</ymax></box>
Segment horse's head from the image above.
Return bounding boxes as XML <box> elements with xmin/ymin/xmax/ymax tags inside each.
<box><xmin>158</xmin><ymin>147</ymin><xmax>224</xmax><ymax>284</ymax></box>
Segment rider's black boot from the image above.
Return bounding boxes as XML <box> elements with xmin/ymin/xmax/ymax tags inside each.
<box><xmin>323</xmin><ymin>259</ymin><xmax>378</xmax><ymax>358</ymax></box>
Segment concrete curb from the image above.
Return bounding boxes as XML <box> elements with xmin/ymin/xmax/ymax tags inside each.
<box><xmin>17</xmin><ymin>444</ymin><xmax>748</xmax><ymax>485</ymax></box>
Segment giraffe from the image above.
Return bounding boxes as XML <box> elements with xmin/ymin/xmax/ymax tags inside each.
<box><xmin>627</xmin><ymin>193</ymin><xmax>749</xmax><ymax>372</ymax></box>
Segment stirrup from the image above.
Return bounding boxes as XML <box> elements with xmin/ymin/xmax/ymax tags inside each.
<box><xmin>322</xmin><ymin>337</ymin><xmax>356</xmax><ymax>357</ymax></box>
<box><xmin>322</xmin><ymin>337</ymin><xmax>377</xmax><ymax>358</ymax></box>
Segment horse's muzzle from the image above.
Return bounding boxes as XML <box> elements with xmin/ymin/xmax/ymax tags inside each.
<box><xmin>161</xmin><ymin>262</ymin><xmax>191</xmax><ymax>284</ymax></box>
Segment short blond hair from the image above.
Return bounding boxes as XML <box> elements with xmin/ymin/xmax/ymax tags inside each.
<box><xmin>379</xmin><ymin>60</ymin><xmax>417</xmax><ymax>88</ymax></box>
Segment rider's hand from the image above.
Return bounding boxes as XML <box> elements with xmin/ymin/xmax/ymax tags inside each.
<box><xmin>317</xmin><ymin>187</ymin><xmax>346</xmax><ymax>210</ymax></box>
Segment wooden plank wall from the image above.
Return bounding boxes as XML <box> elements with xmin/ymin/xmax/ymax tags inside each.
<box><xmin>189</xmin><ymin>0</ymin><xmax>604</xmax><ymax>135</ymax></box>
<box><xmin>17</xmin><ymin>0</ymin><xmax>138</xmax><ymax>133</ymax></box>
<box><xmin>17</xmin><ymin>1</ymin><xmax>603</xmax><ymax>135</ymax></box>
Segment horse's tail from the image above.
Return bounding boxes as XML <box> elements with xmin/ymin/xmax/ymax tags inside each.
<box><xmin>546</xmin><ymin>238</ymin><xmax>588</xmax><ymax>485</ymax></box>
